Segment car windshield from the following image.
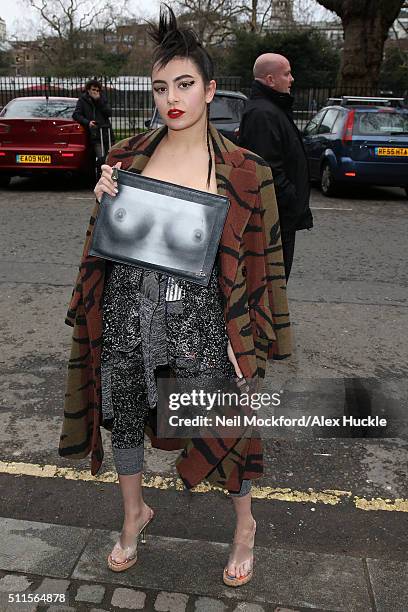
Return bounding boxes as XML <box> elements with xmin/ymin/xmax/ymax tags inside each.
<box><xmin>209</xmin><ymin>96</ymin><xmax>245</xmax><ymax>121</ymax></box>
<box><xmin>0</xmin><ymin>99</ymin><xmax>76</xmax><ymax>119</ymax></box>
<box><xmin>354</xmin><ymin>110</ymin><xmax>408</xmax><ymax>135</ymax></box>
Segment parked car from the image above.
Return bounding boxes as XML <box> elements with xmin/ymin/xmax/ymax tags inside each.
<box><xmin>302</xmin><ymin>96</ymin><xmax>408</xmax><ymax>197</ymax></box>
<box><xmin>0</xmin><ymin>96</ymin><xmax>93</xmax><ymax>187</ymax></box>
<box><xmin>146</xmin><ymin>89</ymin><xmax>247</xmax><ymax>142</ymax></box>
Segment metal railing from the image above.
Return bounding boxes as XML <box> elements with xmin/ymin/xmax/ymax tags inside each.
<box><xmin>291</xmin><ymin>86</ymin><xmax>407</xmax><ymax>130</ymax></box>
<box><xmin>0</xmin><ymin>76</ymin><xmax>406</xmax><ymax>135</ymax></box>
<box><xmin>0</xmin><ymin>75</ymin><xmax>242</xmax><ymax>138</ymax></box>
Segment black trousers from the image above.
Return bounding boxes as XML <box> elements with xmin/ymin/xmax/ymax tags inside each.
<box><xmin>281</xmin><ymin>232</ymin><xmax>296</xmax><ymax>282</ymax></box>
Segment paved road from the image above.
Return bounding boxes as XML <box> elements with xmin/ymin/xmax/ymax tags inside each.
<box><xmin>0</xmin><ymin>177</ymin><xmax>407</xmax><ymax>610</ymax></box>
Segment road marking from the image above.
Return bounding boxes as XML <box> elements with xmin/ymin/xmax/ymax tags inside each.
<box><xmin>1</xmin><ymin>460</ymin><xmax>407</xmax><ymax>512</ymax></box>
<box><xmin>310</xmin><ymin>206</ymin><xmax>353</xmax><ymax>211</ymax></box>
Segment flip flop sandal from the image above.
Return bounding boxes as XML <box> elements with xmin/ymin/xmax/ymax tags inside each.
<box><xmin>223</xmin><ymin>541</ymin><xmax>254</xmax><ymax>587</ymax></box>
<box><xmin>223</xmin><ymin>520</ymin><xmax>256</xmax><ymax>587</ymax></box>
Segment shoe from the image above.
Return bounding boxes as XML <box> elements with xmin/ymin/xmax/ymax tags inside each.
<box><xmin>223</xmin><ymin>520</ymin><xmax>256</xmax><ymax>587</ymax></box>
<box><xmin>107</xmin><ymin>507</ymin><xmax>155</xmax><ymax>572</ymax></box>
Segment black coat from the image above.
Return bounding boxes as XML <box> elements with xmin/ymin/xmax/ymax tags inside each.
<box><xmin>72</xmin><ymin>92</ymin><xmax>114</xmax><ymax>145</ymax></box>
<box><xmin>239</xmin><ymin>80</ymin><xmax>313</xmax><ymax>234</ymax></box>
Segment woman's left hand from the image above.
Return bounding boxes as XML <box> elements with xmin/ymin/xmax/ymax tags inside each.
<box><xmin>227</xmin><ymin>340</ymin><xmax>243</xmax><ymax>379</ymax></box>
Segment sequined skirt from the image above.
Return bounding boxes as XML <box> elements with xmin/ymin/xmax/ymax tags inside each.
<box><xmin>101</xmin><ymin>262</ymin><xmax>234</xmax><ymax>449</ymax></box>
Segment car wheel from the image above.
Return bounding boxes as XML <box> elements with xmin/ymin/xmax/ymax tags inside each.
<box><xmin>320</xmin><ymin>162</ymin><xmax>337</xmax><ymax>197</ymax></box>
<box><xmin>0</xmin><ymin>174</ymin><xmax>11</xmax><ymax>188</ymax></box>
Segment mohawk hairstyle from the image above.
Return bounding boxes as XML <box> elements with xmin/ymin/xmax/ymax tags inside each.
<box><xmin>147</xmin><ymin>4</ymin><xmax>215</xmax><ymax>188</ymax></box>
<box><xmin>147</xmin><ymin>4</ymin><xmax>214</xmax><ymax>84</ymax></box>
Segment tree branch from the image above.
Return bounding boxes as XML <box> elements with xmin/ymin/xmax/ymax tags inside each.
<box><xmin>314</xmin><ymin>0</ymin><xmax>343</xmax><ymax>18</ymax></box>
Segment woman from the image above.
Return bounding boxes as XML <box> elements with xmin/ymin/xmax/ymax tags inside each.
<box><xmin>59</xmin><ymin>6</ymin><xmax>291</xmax><ymax>587</ymax></box>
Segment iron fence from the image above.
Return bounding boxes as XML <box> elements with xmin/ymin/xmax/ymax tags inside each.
<box><xmin>0</xmin><ymin>76</ymin><xmax>406</xmax><ymax>136</ymax></box>
<box><xmin>0</xmin><ymin>75</ymin><xmax>242</xmax><ymax>138</ymax></box>
<box><xmin>239</xmin><ymin>84</ymin><xmax>408</xmax><ymax>130</ymax></box>
<box><xmin>291</xmin><ymin>85</ymin><xmax>407</xmax><ymax>130</ymax></box>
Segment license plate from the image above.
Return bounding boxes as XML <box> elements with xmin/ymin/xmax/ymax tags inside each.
<box><xmin>16</xmin><ymin>154</ymin><xmax>51</xmax><ymax>164</ymax></box>
<box><xmin>375</xmin><ymin>147</ymin><xmax>408</xmax><ymax>157</ymax></box>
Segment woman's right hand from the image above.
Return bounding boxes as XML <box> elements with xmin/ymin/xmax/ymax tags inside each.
<box><xmin>94</xmin><ymin>161</ymin><xmax>121</xmax><ymax>202</ymax></box>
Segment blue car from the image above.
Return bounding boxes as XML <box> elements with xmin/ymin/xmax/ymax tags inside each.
<box><xmin>302</xmin><ymin>96</ymin><xmax>408</xmax><ymax>197</ymax></box>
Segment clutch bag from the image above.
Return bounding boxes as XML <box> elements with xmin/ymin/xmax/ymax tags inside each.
<box><xmin>89</xmin><ymin>168</ymin><xmax>230</xmax><ymax>286</ymax></box>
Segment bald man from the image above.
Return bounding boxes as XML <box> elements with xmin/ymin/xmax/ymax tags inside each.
<box><xmin>239</xmin><ymin>53</ymin><xmax>313</xmax><ymax>280</ymax></box>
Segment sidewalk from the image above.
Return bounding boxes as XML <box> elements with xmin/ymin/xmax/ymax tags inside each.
<box><xmin>1</xmin><ymin>515</ymin><xmax>406</xmax><ymax>612</ymax></box>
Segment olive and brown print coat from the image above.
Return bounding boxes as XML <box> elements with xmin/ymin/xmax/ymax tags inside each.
<box><xmin>59</xmin><ymin>125</ymin><xmax>291</xmax><ymax>492</ymax></box>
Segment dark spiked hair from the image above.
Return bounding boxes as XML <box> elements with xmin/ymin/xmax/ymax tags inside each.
<box><xmin>148</xmin><ymin>4</ymin><xmax>214</xmax><ymax>84</ymax></box>
<box><xmin>147</xmin><ymin>4</ymin><xmax>215</xmax><ymax>186</ymax></box>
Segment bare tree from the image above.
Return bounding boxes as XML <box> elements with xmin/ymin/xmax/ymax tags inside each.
<box><xmin>315</xmin><ymin>0</ymin><xmax>406</xmax><ymax>89</ymax></box>
<box><xmin>390</xmin><ymin>1</ymin><xmax>408</xmax><ymax>63</ymax></box>
<box><xmin>171</xmin><ymin>0</ymin><xmax>243</xmax><ymax>45</ymax></box>
<box><xmin>238</xmin><ymin>0</ymin><xmax>281</xmax><ymax>33</ymax></box>
<box><xmin>292</xmin><ymin>0</ymin><xmax>336</xmax><ymax>25</ymax></box>
<box><xmin>172</xmin><ymin>0</ymin><xmax>283</xmax><ymax>43</ymax></box>
<box><xmin>24</xmin><ymin>0</ymin><xmax>126</xmax><ymax>70</ymax></box>
<box><xmin>245</xmin><ymin>0</ymin><xmax>275</xmax><ymax>32</ymax></box>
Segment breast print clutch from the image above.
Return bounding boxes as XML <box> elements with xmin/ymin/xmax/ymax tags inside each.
<box><xmin>89</xmin><ymin>168</ymin><xmax>230</xmax><ymax>287</ymax></box>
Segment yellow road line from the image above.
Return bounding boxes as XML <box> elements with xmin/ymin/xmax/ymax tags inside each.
<box><xmin>1</xmin><ymin>460</ymin><xmax>407</xmax><ymax>512</ymax></box>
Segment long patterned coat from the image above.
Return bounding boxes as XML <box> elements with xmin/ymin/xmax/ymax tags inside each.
<box><xmin>59</xmin><ymin>125</ymin><xmax>291</xmax><ymax>492</ymax></box>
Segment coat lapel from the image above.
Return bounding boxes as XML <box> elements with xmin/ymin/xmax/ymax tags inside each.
<box><xmin>210</xmin><ymin>126</ymin><xmax>258</xmax><ymax>299</ymax></box>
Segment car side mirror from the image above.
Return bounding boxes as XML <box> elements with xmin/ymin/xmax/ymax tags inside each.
<box><xmin>145</xmin><ymin>119</ymin><xmax>151</xmax><ymax>128</ymax></box>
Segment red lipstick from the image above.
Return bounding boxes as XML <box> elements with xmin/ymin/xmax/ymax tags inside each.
<box><xmin>167</xmin><ymin>109</ymin><xmax>185</xmax><ymax>119</ymax></box>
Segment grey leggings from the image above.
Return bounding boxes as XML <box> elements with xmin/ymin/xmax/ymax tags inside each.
<box><xmin>112</xmin><ymin>443</ymin><xmax>252</xmax><ymax>497</ymax></box>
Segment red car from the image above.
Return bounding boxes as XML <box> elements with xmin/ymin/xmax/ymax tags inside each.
<box><xmin>0</xmin><ymin>96</ymin><xmax>93</xmax><ymax>186</ymax></box>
